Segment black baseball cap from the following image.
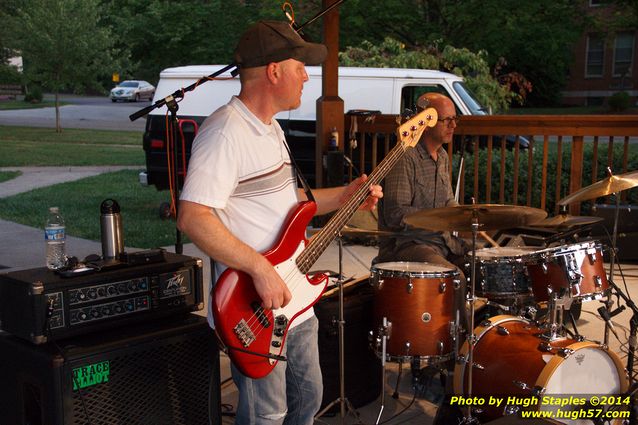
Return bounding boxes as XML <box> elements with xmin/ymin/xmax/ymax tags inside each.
<box><xmin>234</xmin><ymin>20</ymin><xmax>327</xmax><ymax>69</ymax></box>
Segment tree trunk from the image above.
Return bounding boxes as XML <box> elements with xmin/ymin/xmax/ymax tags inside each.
<box><xmin>55</xmin><ymin>91</ymin><xmax>61</xmax><ymax>133</ymax></box>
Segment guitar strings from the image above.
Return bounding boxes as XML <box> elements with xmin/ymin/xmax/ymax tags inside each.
<box><xmin>235</xmin><ymin>115</ymin><xmax>430</xmax><ymax>348</ymax></box>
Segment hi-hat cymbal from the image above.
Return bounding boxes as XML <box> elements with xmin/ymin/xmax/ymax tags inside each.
<box><xmin>532</xmin><ymin>213</ymin><xmax>604</xmax><ymax>228</ymax></box>
<box><xmin>404</xmin><ymin>204</ymin><xmax>547</xmax><ymax>232</ymax></box>
<box><xmin>558</xmin><ymin>170</ymin><xmax>638</xmax><ymax>205</ymax></box>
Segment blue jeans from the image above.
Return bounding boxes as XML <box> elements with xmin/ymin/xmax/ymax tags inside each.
<box><xmin>231</xmin><ymin>315</ymin><xmax>323</xmax><ymax>425</ymax></box>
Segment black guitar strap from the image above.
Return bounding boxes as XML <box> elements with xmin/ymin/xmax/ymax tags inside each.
<box><xmin>282</xmin><ymin>139</ymin><xmax>315</xmax><ymax>203</ymax></box>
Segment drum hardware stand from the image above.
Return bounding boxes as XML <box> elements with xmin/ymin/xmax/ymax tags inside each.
<box><xmin>459</xmin><ymin>207</ymin><xmax>481</xmax><ymax>425</ymax></box>
<box><xmin>602</xmin><ymin>278</ymin><xmax>637</xmax><ymax>381</ymax></box>
<box><xmin>315</xmin><ymin>234</ymin><xmax>360</xmax><ymax>424</ymax></box>
<box><xmin>374</xmin><ymin>317</ymin><xmax>390</xmax><ymax>425</ymax></box>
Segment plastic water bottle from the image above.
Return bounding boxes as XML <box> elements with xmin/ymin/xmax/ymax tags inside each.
<box><xmin>45</xmin><ymin>207</ymin><xmax>66</xmax><ymax>270</ymax></box>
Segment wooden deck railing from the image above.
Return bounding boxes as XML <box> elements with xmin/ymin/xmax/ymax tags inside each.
<box><xmin>344</xmin><ymin>114</ymin><xmax>638</xmax><ymax>215</ymax></box>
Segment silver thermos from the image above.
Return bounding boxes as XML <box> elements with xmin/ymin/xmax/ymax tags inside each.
<box><xmin>100</xmin><ymin>199</ymin><xmax>124</xmax><ymax>260</ymax></box>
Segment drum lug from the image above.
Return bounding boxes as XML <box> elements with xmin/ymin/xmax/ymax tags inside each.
<box><xmin>480</xmin><ymin>318</ymin><xmax>493</xmax><ymax>327</ymax></box>
<box><xmin>472</xmin><ymin>362</ymin><xmax>485</xmax><ymax>370</ymax></box>
<box><xmin>406</xmin><ymin>281</ymin><xmax>413</xmax><ymax>294</ymax></box>
<box><xmin>513</xmin><ymin>381</ymin><xmax>546</xmax><ymax>397</ymax></box>
<box><xmin>512</xmin><ymin>380</ymin><xmax>531</xmax><ymax>391</ymax></box>
<box><xmin>594</xmin><ymin>275</ymin><xmax>603</xmax><ymax>288</ymax></box>
<box><xmin>541</xmin><ymin>262</ymin><xmax>549</xmax><ymax>274</ymax></box>
<box><xmin>439</xmin><ymin>281</ymin><xmax>446</xmax><ymax>293</ymax></box>
<box><xmin>496</xmin><ymin>325</ymin><xmax>510</xmax><ymax>336</ymax></box>
<box><xmin>453</xmin><ymin>278</ymin><xmax>461</xmax><ymax>290</ymax></box>
<box><xmin>503</xmin><ymin>405</ymin><xmax>521</xmax><ymax>416</ymax></box>
<box><xmin>557</xmin><ymin>347</ymin><xmax>575</xmax><ymax>358</ymax></box>
<box><xmin>588</xmin><ymin>252</ymin><xmax>596</xmax><ymax>265</ymax></box>
<box><xmin>538</xmin><ymin>341</ymin><xmax>553</xmax><ymax>352</ymax></box>
<box><xmin>437</xmin><ymin>340</ymin><xmax>444</xmax><ymax>355</ymax></box>
<box><xmin>371</xmin><ymin>276</ymin><xmax>384</xmax><ymax>290</ymax></box>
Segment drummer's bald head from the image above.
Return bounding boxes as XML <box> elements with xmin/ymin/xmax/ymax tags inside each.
<box><xmin>417</xmin><ymin>92</ymin><xmax>453</xmax><ymax>112</ymax></box>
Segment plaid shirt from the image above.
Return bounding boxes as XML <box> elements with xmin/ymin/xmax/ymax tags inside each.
<box><xmin>378</xmin><ymin>142</ymin><xmax>466</xmax><ymax>260</ymax></box>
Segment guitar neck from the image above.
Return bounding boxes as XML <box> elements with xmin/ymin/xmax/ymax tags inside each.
<box><xmin>294</xmin><ymin>108</ymin><xmax>436</xmax><ymax>274</ymax></box>
<box><xmin>295</xmin><ymin>142</ymin><xmax>407</xmax><ymax>274</ymax></box>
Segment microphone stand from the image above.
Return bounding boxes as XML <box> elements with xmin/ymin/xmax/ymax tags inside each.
<box><xmin>127</xmin><ymin>0</ymin><xmax>347</xmax><ymax>253</ymax></box>
<box><xmin>314</xmin><ymin>234</ymin><xmax>360</xmax><ymax>424</ymax></box>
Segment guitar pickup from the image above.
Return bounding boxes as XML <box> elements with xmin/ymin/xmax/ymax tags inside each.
<box><xmin>251</xmin><ymin>301</ymin><xmax>271</xmax><ymax>328</ymax></box>
<box><xmin>233</xmin><ymin>319</ymin><xmax>256</xmax><ymax>347</ymax></box>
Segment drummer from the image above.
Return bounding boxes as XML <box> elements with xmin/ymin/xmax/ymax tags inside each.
<box><xmin>377</xmin><ymin>92</ymin><xmax>469</xmax><ymax>336</ymax></box>
<box><xmin>377</xmin><ymin>92</ymin><xmax>469</xmax><ymax>280</ymax></box>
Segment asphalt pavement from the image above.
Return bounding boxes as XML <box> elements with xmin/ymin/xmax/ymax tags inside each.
<box><xmin>0</xmin><ymin>95</ymin><xmax>148</xmax><ymax>131</ymax></box>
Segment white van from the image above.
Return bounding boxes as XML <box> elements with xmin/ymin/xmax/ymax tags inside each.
<box><xmin>142</xmin><ymin>65</ymin><xmax>489</xmax><ymax>189</ymax></box>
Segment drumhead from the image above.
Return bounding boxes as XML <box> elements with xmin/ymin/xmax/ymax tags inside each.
<box><xmin>371</xmin><ymin>261</ymin><xmax>457</xmax><ymax>278</ymax></box>
<box><xmin>539</xmin><ymin>341</ymin><xmax>626</xmax><ymax>395</ymax></box>
<box><xmin>471</xmin><ymin>246</ymin><xmax>538</xmax><ymax>260</ymax></box>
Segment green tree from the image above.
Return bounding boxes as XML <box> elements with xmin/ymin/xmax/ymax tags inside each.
<box><xmin>339</xmin><ymin>37</ymin><xmax>517</xmax><ymax>113</ymax></box>
<box><xmin>5</xmin><ymin>0</ymin><xmax>117</xmax><ymax>132</ymax></box>
<box><xmin>104</xmin><ymin>0</ymin><xmax>252</xmax><ymax>84</ymax></box>
<box><xmin>338</xmin><ymin>0</ymin><xmax>585</xmax><ymax>107</ymax></box>
<box><xmin>434</xmin><ymin>0</ymin><xmax>585</xmax><ymax>106</ymax></box>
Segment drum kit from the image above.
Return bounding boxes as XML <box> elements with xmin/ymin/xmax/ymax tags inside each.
<box><xmin>364</xmin><ymin>169</ymin><xmax>638</xmax><ymax>424</ymax></box>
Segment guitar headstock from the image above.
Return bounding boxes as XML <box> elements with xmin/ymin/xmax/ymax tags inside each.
<box><xmin>397</xmin><ymin>107</ymin><xmax>438</xmax><ymax>148</ymax></box>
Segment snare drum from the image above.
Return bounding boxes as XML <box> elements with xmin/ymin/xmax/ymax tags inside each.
<box><xmin>527</xmin><ymin>241</ymin><xmax>609</xmax><ymax>302</ymax></box>
<box><xmin>370</xmin><ymin>262</ymin><xmax>460</xmax><ymax>363</ymax></box>
<box><xmin>454</xmin><ymin>315</ymin><xmax>628</xmax><ymax>423</ymax></box>
<box><xmin>467</xmin><ymin>247</ymin><xmax>537</xmax><ymax>298</ymax></box>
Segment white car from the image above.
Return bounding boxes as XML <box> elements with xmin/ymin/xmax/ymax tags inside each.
<box><xmin>109</xmin><ymin>80</ymin><xmax>155</xmax><ymax>102</ymax></box>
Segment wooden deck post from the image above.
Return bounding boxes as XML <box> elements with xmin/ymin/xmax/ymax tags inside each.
<box><xmin>315</xmin><ymin>0</ymin><xmax>343</xmax><ymax>188</ymax></box>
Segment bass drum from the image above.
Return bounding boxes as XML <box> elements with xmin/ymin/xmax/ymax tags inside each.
<box><xmin>454</xmin><ymin>315</ymin><xmax>628</xmax><ymax>424</ymax></box>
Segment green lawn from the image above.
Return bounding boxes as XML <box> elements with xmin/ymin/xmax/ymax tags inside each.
<box><xmin>0</xmin><ymin>100</ymin><xmax>68</xmax><ymax>110</ymax></box>
<box><xmin>0</xmin><ymin>126</ymin><xmax>177</xmax><ymax>249</ymax></box>
<box><xmin>0</xmin><ymin>170</ymin><xmax>183</xmax><ymax>249</ymax></box>
<box><xmin>0</xmin><ymin>126</ymin><xmax>143</xmax><ymax>166</ymax></box>
<box><xmin>0</xmin><ymin>170</ymin><xmax>21</xmax><ymax>183</ymax></box>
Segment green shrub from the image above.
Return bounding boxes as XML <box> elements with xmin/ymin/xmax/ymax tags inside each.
<box><xmin>455</xmin><ymin>139</ymin><xmax>638</xmax><ymax>213</ymax></box>
<box><xmin>608</xmin><ymin>91</ymin><xmax>631</xmax><ymax>112</ymax></box>
<box><xmin>0</xmin><ymin>63</ymin><xmax>22</xmax><ymax>85</ymax></box>
<box><xmin>24</xmin><ymin>86</ymin><xmax>43</xmax><ymax>103</ymax></box>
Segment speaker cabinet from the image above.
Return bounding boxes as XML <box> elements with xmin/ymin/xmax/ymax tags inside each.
<box><xmin>0</xmin><ymin>315</ymin><xmax>220</xmax><ymax>425</ymax></box>
<box><xmin>316</xmin><ymin>283</ymin><xmax>382</xmax><ymax>412</ymax></box>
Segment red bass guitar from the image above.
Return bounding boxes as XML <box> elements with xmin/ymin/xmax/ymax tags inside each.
<box><xmin>212</xmin><ymin>108</ymin><xmax>437</xmax><ymax>378</ymax></box>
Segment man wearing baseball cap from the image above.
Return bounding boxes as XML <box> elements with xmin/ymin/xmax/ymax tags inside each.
<box><xmin>178</xmin><ymin>21</ymin><xmax>382</xmax><ymax>424</ymax></box>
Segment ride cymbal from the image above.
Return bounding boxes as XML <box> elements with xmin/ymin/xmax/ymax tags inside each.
<box><xmin>558</xmin><ymin>170</ymin><xmax>638</xmax><ymax>205</ymax></box>
<box><xmin>404</xmin><ymin>204</ymin><xmax>547</xmax><ymax>232</ymax></box>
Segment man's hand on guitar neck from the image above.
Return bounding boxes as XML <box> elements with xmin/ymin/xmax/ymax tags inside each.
<box><xmin>307</xmin><ymin>174</ymin><xmax>383</xmax><ymax>216</ymax></box>
<box><xmin>346</xmin><ymin>174</ymin><xmax>383</xmax><ymax>211</ymax></box>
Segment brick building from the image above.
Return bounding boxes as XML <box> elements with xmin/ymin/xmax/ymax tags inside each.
<box><xmin>562</xmin><ymin>0</ymin><xmax>637</xmax><ymax>107</ymax></box>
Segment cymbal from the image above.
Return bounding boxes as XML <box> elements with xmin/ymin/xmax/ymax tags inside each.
<box><xmin>558</xmin><ymin>170</ymin><xmax>638</xmax><ymax>205</ymax></box>
<box><xmin>532</xmin><ymin>213</ymin><xmax>603</xmax><ymax>228</ymax></box>
<box><xmin>404</xmin><ymin>204</ymin><xmax>547</xmax><ymax>232</ymax></box>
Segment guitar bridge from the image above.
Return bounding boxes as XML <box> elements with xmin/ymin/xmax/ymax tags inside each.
<box><xmin>234</xmin><ymin>319</ymin><xmax>256</xmax><ymax>347</ymax></box>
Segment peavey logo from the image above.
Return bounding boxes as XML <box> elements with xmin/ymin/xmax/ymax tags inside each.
<box><xmin>161</xmin><ymin>270</ymin><xmax>190</xmax><ymax>298</ymax></box>
<box><xmin>166</xmin><ymin>273</ymin><xmax>185</xmax><ymax>289</ymax></box>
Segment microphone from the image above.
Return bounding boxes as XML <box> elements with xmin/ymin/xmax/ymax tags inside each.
<box><xmin>598</xmin><ymin>305</ymin><xmax>620</xmax><ymax>340</ymax></box>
